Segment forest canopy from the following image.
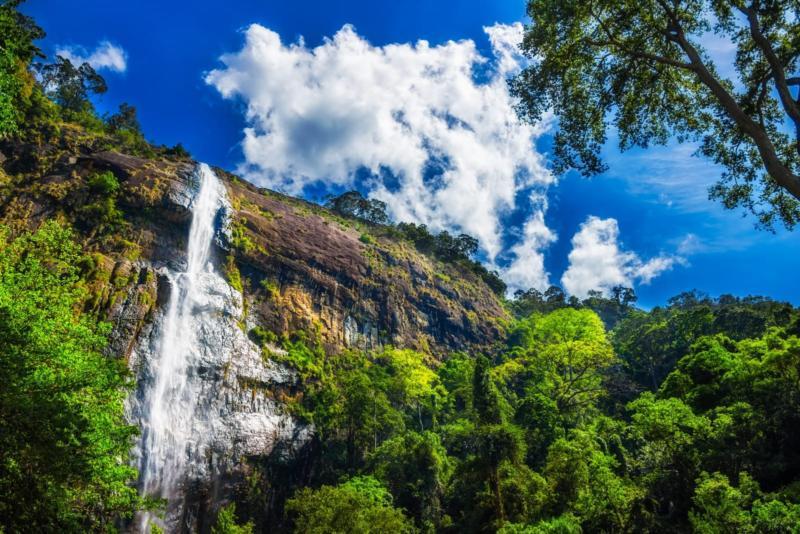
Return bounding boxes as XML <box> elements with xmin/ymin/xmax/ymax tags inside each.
<box><xmin>237</xmin><ymin>291</ymin><xmax>800</xmax><ymax>533</ymax></box>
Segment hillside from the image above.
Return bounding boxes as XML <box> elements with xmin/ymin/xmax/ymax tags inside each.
<box><xmin>5</xmin><ymin>3</ymin><xmax>800</xmax><ymax>533</ymax></box>
<box><xmin>0</xmin><ymin>126</ymin><xmax>511</xmax><ymax>531</ymax></box>
<box><xmin>0</xmin><ymin>127</ymin><xmax>507</xmax><ymax>359</ymax></box>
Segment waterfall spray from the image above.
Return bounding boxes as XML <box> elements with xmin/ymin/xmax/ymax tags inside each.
<box><xmin>127</xmin><ymin>163</ymin><xmax>304</xmax><ymax>533</ymax></box>
<box><xmin>134</xmin><ymin>164</ymin><xmax>224</xmax><ymax>530</ymax></box>
<box><xmin>143</xmin><ymin>164</ymin><xmax>221</xmax><ymax>487</ymax></box>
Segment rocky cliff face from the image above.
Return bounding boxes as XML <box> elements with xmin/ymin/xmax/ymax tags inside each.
<box><xmin>0</xmin><ymin>131</ymin><xmax>508</xmax><ymax>530</ymax></box>
<box><xmin>0</xmin><ymin>130</ymin><xmax>507</xmax><ymax>359</ymax></box>
<box><xmin>220</xmin><ymin>172</ymin><xmax>507</xmax><ymax>357</ymax></box>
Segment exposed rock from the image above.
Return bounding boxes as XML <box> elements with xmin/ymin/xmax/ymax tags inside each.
<box><xmin>105</xmin><ymin>263</ymin><xmax>159</xmax><ymax>361</ymax></box>
<box><xmin>218</xmin><ymin>170</ymin><xmax>507</xmax><ymax>357</ymax></box>
<box><xmin>0</xmin><ymin>135</ymin><xmax>507</xmax><ymax>357</ymax></box>
<box><xmin>124</xmin><ymin>167</ymin><xmax>308</xmax><ymax>532</ymax></box>
<box><xmin>127</xmin><ymin>263</ymin><xmax>308</xmax><ymax>470</ymax></box>
<box><xmin>0</xmin><ymin>135</ymin><xmax>509</xmax><ymax>531</ymax></box>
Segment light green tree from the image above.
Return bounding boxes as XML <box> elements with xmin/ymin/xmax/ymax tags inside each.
<box><xmin>514</xmin><ymin>309</ymin><xmax>616</xmax><ymax>422</ymax></box>
<box><xmin>212</xmin><ymin>503</ymin><xmax>254</xmax><ymax>534</ymax></box>
<box><xmin>285</xmin><ymin>476</ymin><xmax>417</xmax><ymax>534</ymax></box>
<box><xmin>376</xmin><ymin>348</ymin><xmax>444</xmax><ymax>431</ymax></box>
<box><xmin>0</xmin><ymin>222</ymin><xmax>139</xmax><ymax>531</ymax></box>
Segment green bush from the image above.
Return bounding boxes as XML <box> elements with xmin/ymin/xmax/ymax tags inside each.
<box><xmin>78</xmin><ymin>171</ymin><xmax>124</xmax><ymax>234</ymax></box>
<box><xmin>212</xmin><ymin>503</ymin><xmax>254</xmax><ymax>534</ymax></box>
<box><xmin>286</xmin><ymin>476</ymin><xmax>417</xmax><ymax>533</ymax></box>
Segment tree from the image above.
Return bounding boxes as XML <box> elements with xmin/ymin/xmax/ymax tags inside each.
<box><xmin>0</xmin><ymin>0</ymin><xmax>44</xmax><ymax>136</ymax></box>
<box><xmin>512</xmin><ymin>309</ymin><xmax>617</xmax><ymax>422</ymax></box>
<box><xmin>285</xmin><ymin>476</ymin><xmax>417</xmax><ymax>533</ymax></box>
<box><xmin>513</xmin><ymin>0</ymin><xmax>800</xmax><ymax>229</ymax></box>
<box><xmin>543</xmin><ymin>429</ymin><xmax>642</xmax><ymax>531</ymax></box>
<box><xmin>472</xmin><ymin>355</ymin><xmax>506</xmax><ymax>426</ymax></box>
<box><xmin>325</xmin><ymin>191</ymin><xmax>390</xmax><ymax>225</ymax></box>
<box><xmin>627</xmin><ymin>393</ymin><xmax>710</xmax><ymax>527</ymax></box>
<box><xmin>104</xmin><ymin>102</ymin><xmax>141</xmax><ymax>133</ymax></box>
<box><xmin>338</xmin><ymin>366</ymin><xmax>403</xmax><ymax>468</ymax></box>
<box><xmin>448</xmin><ymin>356</ymin><xmax>530</xmax><ymax>529</ymax></box>
<box><xmin>38</xmin><ymin>55</ymin><xmax>106</xmax><ymax>113</ymax></box>
<box><xmin>368</xmin><ymin>431</ymin><xmax>453</xmax><ymax>530</ymax></box>
<box><xmin>497</xmin><ymin>514</ymin><xmax>582</xmax><ymax>534</ymax></box>
<box><xmin>376</xmin><ymin>348</ymin><xmax>444</xmax><ymax>431</ymax></box>
<box><xmin>0</xmin><ymin>222</ymin><xmax>139</xmax><ymax>531</ymax></box>
<box><xmin>687</xmin><ymin>471</ymin><xmax>800</xmax><ymax>533</ymax></box>
<box><xmin>689</xmin><ymin>472</ymin><xmax>759</xmax><ymax>534</ymax></box>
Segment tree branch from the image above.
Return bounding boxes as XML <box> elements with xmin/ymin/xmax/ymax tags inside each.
<box><xmin>586</xmin><ymin>38</ymin><xmax>695</xmax><ymax>70</ymax></box>
<box><xmin>653</xmin><ymin>0</ymin><xmax>800</xmax><ymax>200</ymax></box>
<box><xmin>584</xmin><ymin>5</ymin><xmax>694</xmax><ymax>71</ymax></box>
<box><xmin>737</xmin><ymin>4</ymin><xmax>800</xmax><ymax>130</ymax></box>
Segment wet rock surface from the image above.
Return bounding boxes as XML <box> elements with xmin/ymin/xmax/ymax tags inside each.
<box><xmin>126</xmin><ymin>262</ymin><xmax>308</xmax><ymax>531</ymax></box>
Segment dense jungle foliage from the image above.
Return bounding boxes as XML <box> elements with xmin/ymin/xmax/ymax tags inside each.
<box><xmin>238</xmin><ymin>290</ymin><xmax>800</xmax><ymax>533</ymax></box>
<box><xmin>2</xmin><ymin>2</ymin><xmax>800</xmax><ymax>533</ymax></box>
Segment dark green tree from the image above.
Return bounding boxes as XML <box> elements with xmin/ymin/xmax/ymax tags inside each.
<box><xmin>104</xmin><ymin>102</ymin><xmax>141</xmax><ymax>133</ymax></box>
<box><xmin>472</xmin><ymin>355</ymin><xmax>505</xmax><ymax>426</ymax></box>
<box><xmin>369</xmin><ymin>431</ymin><xmax>453</xmax><ymax>530</ymax></box>
<box><xmin>325</xmin><ymin>191</ymin><xmax>390</xmax><ymax>225</ymax></box>
<box><xmin>513</xmin><ymin>0</ymin><xmax>800</xmax><ymax>229</ymax></box>
<box><xmin>37</xmin><ymin>55</ymin><xmax>107</xmax><ymax>113</ymax></box>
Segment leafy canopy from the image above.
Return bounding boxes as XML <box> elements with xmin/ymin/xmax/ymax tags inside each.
<box><xmin>0</xmin><ymin>222</ymin><xmax>139</xmax><ymax>532</ymax></box>
<box><xmin>285</xmin><ymin>476</ymin><xmax>417</xmax><ymax>534</ymax></box>
<box><xmin>513</xmin><ymin>0</ymin><xmax>800</xmax><ymax>229</ymax></box>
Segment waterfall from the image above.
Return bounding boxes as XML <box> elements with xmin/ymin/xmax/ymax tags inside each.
<box><xmin>143</xmin><ymin>164</ymin><xmax>220</xmax><ymax>498</ymax></box>
<box><xmin>127</xmin><ymin>164</ymin><xmax>305</xmax><ymax>532</ymax></box>
<box><xmin>135</xmin><ymin>163</ymin><xmax>225</xmax><ymax>530</ymax></box>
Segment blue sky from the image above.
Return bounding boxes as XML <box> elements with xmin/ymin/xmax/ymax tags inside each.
<box><xmin>24</xmin><ymin>0</ymin><xmax>800</xmax><ymax>307</ymax></box>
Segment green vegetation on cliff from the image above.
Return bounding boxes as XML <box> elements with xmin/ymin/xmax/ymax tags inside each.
<box><xmin>0</xmin><ymin>222</ymin><xmax>139</xmax><ymax>531</ymax></box>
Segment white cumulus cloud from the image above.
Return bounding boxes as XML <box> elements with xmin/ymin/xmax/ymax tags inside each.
<box><xmin>561</xmin><ymin>216</ymin><xmax>683</xmax><ymax>298</ymax></box>
<box><xmin>55</xmin><ymin>41</ymin><xmax>127</xmax><ymax>73</ymax></box>
<box><xmin>205</xmin><ymin>22</ymin><xmax>554</xmax><ymax>284</ymax></box>
<box><xmin>501</xmin><ymin>207</ymin><xmax>557</xmax><ymax>294</ymax></box>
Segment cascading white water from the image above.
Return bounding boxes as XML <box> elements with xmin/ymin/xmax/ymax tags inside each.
<box><xmin>127</xmin><ymin>163</ymin><xmax>306</xmax><ymax>533</ymax></box>
<box><xmin>136</xmin><ymin>163</ymin><xmax>225</xmax><ymax>529</ymax></box>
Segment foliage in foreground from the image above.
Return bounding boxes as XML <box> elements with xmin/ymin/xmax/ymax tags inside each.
<box><xmin>0</xmin><ymin>222</ymin><xmax>139</xmax><ymax>532</ymax></box>
<box><xmin>513</xmin><ymin>0</ymin><xmax>800</xmax><ymax>230</ymax></box>
<box><xmin>238</xmin><ymin>295</ymin><xmax>800</xmax><ymax>534</ymax></box>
